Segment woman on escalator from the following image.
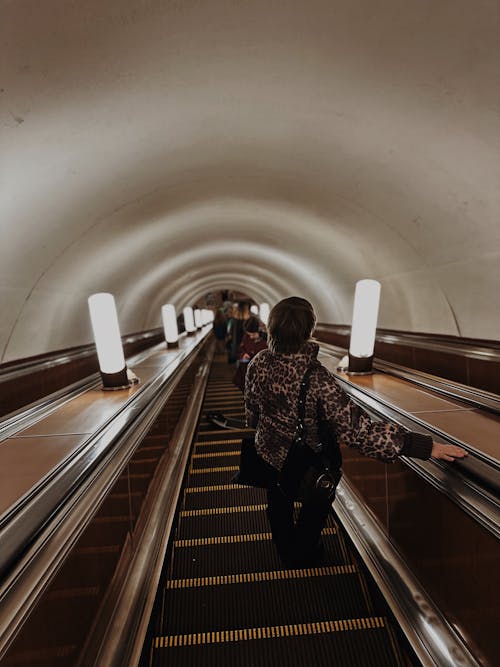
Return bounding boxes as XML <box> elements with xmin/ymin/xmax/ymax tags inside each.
<box><xmin>244</xmin><ymin>297</ymin><xmax>468</xmax><ymax>567</ymax></box>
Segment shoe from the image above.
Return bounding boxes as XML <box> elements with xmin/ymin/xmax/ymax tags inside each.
<box><xmin>205</xmin><ymin>412</ymin><xmax>228</xmax><ymax>428</ymax></box>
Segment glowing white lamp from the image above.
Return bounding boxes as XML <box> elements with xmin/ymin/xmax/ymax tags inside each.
<box><xmin>260</xmin><ymin>303</ymin><xmax>270</xmax><ymax>326</ymax></box>
<box><xmin>194</xmin><ymin>309</ymin><xmax>202</xmax><ymax>329</ymax></box>
<box><xmin>202</xmin><ymin>309</ymin><xmax>210</xmax><ymax>325</ymax></box>
<box><xmin>88</xmin><ymin>293</ymin><xmax>131</xmax><ymax>390</ymax></box>
<box><xmin>208</xmin><ymin>310</ymin><xmax>214</xmax><ymax>322</ymax></box>
<box><xmin>250</xmin><ymin>305</ymin><xmax>259</xmax><ymax>315</ymax></box>
<box><xmin>161</xmin><ymin>304</ymin><xmax>179</xmax><ymax>348</ymax></box>
<box><xmin>183</xmin><ymin>307</ymin><xmax>196</xmax><ymax>335</ymax></box>
<box><xmin>348</xmin><ymin>279</ymin><xmax>381</xmax><ymax>374</ymax></box>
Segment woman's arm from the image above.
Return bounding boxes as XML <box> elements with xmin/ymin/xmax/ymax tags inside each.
<box><xmin>316</xmin><ymin>368</ymin><xmax>467</xmax><ymax>463</ymax></box>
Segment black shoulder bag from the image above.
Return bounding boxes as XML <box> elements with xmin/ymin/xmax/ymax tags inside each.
<box><xmin>278</xmin><ymin>366</ymin><xmax>342</xmax><ymax>504</ymax></box>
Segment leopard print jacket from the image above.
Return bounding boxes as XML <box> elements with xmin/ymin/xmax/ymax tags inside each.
<box><xmin>245</xmin><ymin>341</ymin><xmax>429</xmax><ymax>470</ymax></box>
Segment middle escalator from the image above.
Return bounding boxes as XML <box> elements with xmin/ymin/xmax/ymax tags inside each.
<box><xmin>146</xmin><ymin>356</ymin><xmax>409</xmax><ymax>667</ymax></box>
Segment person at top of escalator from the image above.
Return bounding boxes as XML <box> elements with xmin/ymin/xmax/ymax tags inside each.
<box><xmin>232</xmin><ymin>316</ymin><xmax>268</xmax><ymax>392</ymax></box>
<box><xmin>244</xmin><ymin>297</ymin><xmax>468</xmax><ymax>567</ymax></box>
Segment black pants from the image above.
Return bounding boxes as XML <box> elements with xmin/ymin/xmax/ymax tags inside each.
<box><xmin>266</xmin><ymin>483</ymin><xmax>331</xmax><ymax>565</ymax></box>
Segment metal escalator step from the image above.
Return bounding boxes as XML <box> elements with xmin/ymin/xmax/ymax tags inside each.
<box><xmin>183</xmin><ymin>485</ymin><xmax>267</xmax><ymax>510</ymax></box>
<box><xmin>194</xmin><ymin>441</ymin><xmax>242</xmax><ymax>454</ymax></box>
<box><xmin>195</xmin><ymin>431</ymin><xmax>250</xmax><ymax>443</ymax></box>
<box><xmin>170</xmin><ymin>530</ymin><xmax>347</xmax><ymax>579</ymax></box>
<box><xmin>151</xmin><ymin>617</ymin><xmax>405</xmax><ymax>667</ymax></box>
<box><xmin>191</xmin><ymin>452</ymin><xmax>240</xmax><ymax>469</ymax></box>
<box><xmin>186</xmin><ymin>465</ymin><xmax>239</xmax><ymax>487</ymax></box>
<box><xmin>177</xmin><ymin>506</ymin><xmax>271</xmax><ymax>539</ymax></box>
<box><xmin>161</xmin><ymin>566</ymin><xmax>368</xmax><ymax>634</ymax></box>
<box><xmin>194</xmin><ymin>438</ymin><xmax>242</xmax><ymax>446</ymax></box>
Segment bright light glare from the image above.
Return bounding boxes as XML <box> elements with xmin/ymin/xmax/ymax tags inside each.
<box><xmin>250</xmin><ymin>305</ymin><xmax>259</xmax><ymax>315</ymax></box>
<box><xmin>260</xmin><ymin>303</ymin><xmax>270</xmax><ymax>325</ymax></box>
<box><xmin>194</xmin><ymin>309</ymin><xmax>202</xmax><ymax>328</ymax></box>
<box><xmin>349</xmin><ymin>280</ymin><xmax>381</xmax><ymax>357</ymax></box>
<box><xmin>183</xmin><ymin>307</ymin><xmax>196</xmax><ymax>333</ymax></box>
<box><xmin>88</xmin><ymin>293</ymin><xmax>126</xmax><ymax>374</ymax></box>
<box><xmin>161</xmin><ymin>304</ymin><xmax>179</xmax><ymax>343</ymax></box>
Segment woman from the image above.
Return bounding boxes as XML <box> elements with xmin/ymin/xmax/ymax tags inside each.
<box><xmin>232</xmin><ymin>316</ymin><xmax>268</xmax><ymax>392</ymax></box>
<box><xmin>244</xmin><ymin>297</ymin><xmax>467</xmax><ymax>567</ymax></box>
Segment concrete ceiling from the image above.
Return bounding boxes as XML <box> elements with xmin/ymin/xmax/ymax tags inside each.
<box><xmin>1</xmin><ymin>0</ymin><xmax>499</xmax><ymax>361</ymax></box>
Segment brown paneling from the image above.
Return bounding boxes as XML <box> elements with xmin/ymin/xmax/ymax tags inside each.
<box><xmin>0</xmin><ymin>434</ymin><xmax>89</xmax><ymax>515</ymax></box>
<box><xmin>469</xmin><ymin>357</ymin><xmax>500</xmax><ymax>395</ymax></box>
<box><xmin>341</xmin><ymin>448</ymin><xmax>388</xmax><ymax>528</ymax></box>
<box><xmin>387</xmin><ymin>463</ymin><xmax>499</xmax><ymax>666</ymax></box>
<box><xmin>413</xmin><ymin>348</ymin><xmax>467</xmax><ymax>384</ymax></box>
<box><xmin>373</xmin><ymin>340</ymin><xmax>415</xmax><ymax>368</ymax></box>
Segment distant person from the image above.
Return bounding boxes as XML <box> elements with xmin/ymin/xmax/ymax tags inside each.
<box><xmin>244</xmin><ymin>297</ymin><xmax>468</xmax><ymax>567</ymax></box>
<box><xmin>226</xmin><ymin>301</ymin><xmax>250</xmax><ymax>364</ymax></box>
<box><xmin>212</xmin><ymin>309</ymin><xmax>227</xmax><ymax>354</ymax></box>
<box><xmin>232</xmin><ymin>317</ymin><xmax>267</xmax><ymax>391</ymax></box>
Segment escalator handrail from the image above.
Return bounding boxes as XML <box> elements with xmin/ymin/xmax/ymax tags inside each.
<box><xmin>0</xmin><ymin>332</ymin><xmax>211</xmax><ymax>661</ymax></box>
<box><xmin>318</xmin><ymin>347</ymin><xmax>500</xmax><ymax>540</ymax></box>
<box><xmin>334</xmin><ymin>478</ymin><xmax>483</xmax><ymax>667</ymax></box>
<box><xmin>0</xmin><ymin>329</ymin><xmax>211</xmax><ymax>577</ymax></box>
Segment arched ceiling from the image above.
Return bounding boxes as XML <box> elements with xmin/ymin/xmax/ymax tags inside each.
<box><xmin>1</xmin><ymin>0</ymin><xmax>499</xmax><ymax>361</ymax></box>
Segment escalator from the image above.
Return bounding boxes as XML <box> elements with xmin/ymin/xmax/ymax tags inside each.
<box><xmin>144</xmin><ymin>356</ymin><xmax>410</xmax><ymax>667</ymax></box>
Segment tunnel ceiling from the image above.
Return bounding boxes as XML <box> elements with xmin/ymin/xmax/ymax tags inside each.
<box><xmin>1</xmin><ymin>0</ymin><xmax>499</xmax><ymax>361</ymax></box>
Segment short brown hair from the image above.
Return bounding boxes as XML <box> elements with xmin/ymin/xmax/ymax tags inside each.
<box><xmin>267</xmin><ymin>297</ymin><xmax>316</xmax><ymax>353</ymax></box>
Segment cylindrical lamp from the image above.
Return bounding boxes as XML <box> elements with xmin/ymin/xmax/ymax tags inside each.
<box><xmin>260</xmin><ymin>302</ymin><xmax>270</xmax><ymax>326</ymax></box>
<box><xmin>88</xmin><ymin>293</ymin><xmax>131</xmax><ymax>390</ymax></box>
<box><xmin>194</xmin><ymin>308</ymin><xmax>202</xmax><ymax>329</ymax></box>
<box><xmin>250</xmin><ymin>305</ymin><xmax>259</xmax><ymax>315</ymax></box>
<box><xmin>348</xmin><ymin>279</ymin><xmax>381</xmax><ymax>374</ymax></box>
<box><xmin>183</xmin><ymin>307</ymin><xmax>196</xmax><ymax>335</ymax></box>
<box><xmin>161</xmin><ymin>304</ymin><xmax>179</xmax><ymax>348</ymax></box>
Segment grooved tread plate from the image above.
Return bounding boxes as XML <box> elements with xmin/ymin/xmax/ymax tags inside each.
<box><xmin>171</xmin><ymin>532</ymin><xmax>348</xmax><ymax>579</ymax></box>
<box><xmin>191</xmin><ymin>453</ymin><xmax>240</xmax><ymax>469</ymax></box>
<box><xmin>183</xmin><ymin>486</ymin><xmax>267</xmax><ymax>510</ymax></box>
<box><xmin>151</xmin><ymin>618</ymin><xmax>405</xmax><ymax>667</ymax></box>
<box><xmin>186</xmin><ymin>467</ymin><xmax>239</xmax><ymax>487</ymax></box>
<box><xmin>194</xmin><ymin>441</ymin><xmax>242</xmax><ymax>454</ymax></box>
<box><xmin>177</xmin><ymin>507</ymin><xmax>270</xmax><ymax>538</ymax></box>
<box><xmin>160</xmin><ymin>570</ymin><xmax>369</xmax><ymax>634</ymax></box>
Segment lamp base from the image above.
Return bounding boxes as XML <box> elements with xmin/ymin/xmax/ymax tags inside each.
<box><xmin>167</xmin><ymin>341</ymin><xmax>179</xmax><ymax>349</ymax></box>
<box><xmin>100</xmin><ymin>368</ymin><xmax>139</xmax><ymax>391</ymax></box>
<box><xmin>347</xmin><ymin>353</ymin><xmax>374</xmax><ymax>375</ymax></box>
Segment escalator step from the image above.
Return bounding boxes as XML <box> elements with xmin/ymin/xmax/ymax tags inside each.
<box><xmin>186</xmin><ymin>465</ymin><xmax>240</xmax><ymax>487</ymax></box>
<box><xmin>191</xmin><ymin>452</ymin><xmax>240</xmax><ymax>469</ymax></box>
<box><xmin>151</xmin><ymin>617</ymin><xmax>405</xmax><ymax>667</ymax></box>
<box><xmin>177</xmin><ymin>505</ymin><xmax>341</xmax><ymax>540</ymax></box>
<box><xmin>183</xmin><ymin>485</ymin><xmax>267</xmax><ymax>510</ymax></box>
<box><xmin>177</xmin><ymin>505</ymin><xmax>271</xmax><ymax>538</ymax></box>
<box><xmin>161</xmin><ymin>566</ymin><xmax>369</xmax><ymax>634</ymax></box>
<box><xmin>193</xmin><ymin>441</ymin><xmax>242</xmax><ymax>454</ymax></box>
<box><xmin>170</xmin><ymin>529</ymin><xmax>347</xmax><ymax>579</ymax></box>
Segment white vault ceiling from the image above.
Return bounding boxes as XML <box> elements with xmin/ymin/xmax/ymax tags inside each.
<box><xmin>1</xmin><ymin>0</ymin><xmax>499</xmax><ymax>361</ymax></box>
